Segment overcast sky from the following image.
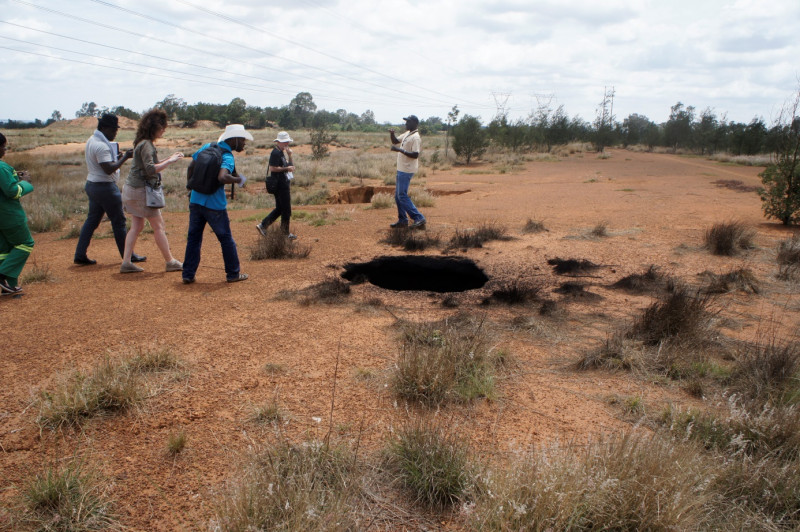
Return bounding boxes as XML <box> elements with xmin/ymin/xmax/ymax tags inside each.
<box><xmin>1</xmin><ymin>0</ymin><xmax>799</xmax><ymax>126</ymax></box>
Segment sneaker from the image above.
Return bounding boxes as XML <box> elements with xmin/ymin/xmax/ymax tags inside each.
<box><xmin>120</xmin><ymin>262</ymin><xmax>144</xmax><ymax>273</ymax></box>
<box><xmin>410</xmin><ymin>219</ymin><xmax>427</xmax><ymax>229</ymax></box>
<box><xmin>165</xmin><ymin>259</ymin><xmax>183</xmax><ymax>272</ymax></box>
<box><xmin>73</xmin><ymin>257</ymin><xmax>97</xmax><ymax>266</ymax></box>
<box><xmin>0</xmin><ymin>278</ymin><xmax>22</xmax><ymax>294</ymax></box>
<box><xmin>227</xmin><ymin>273</ymin><xmax>249</xmax><ymax>283</ymax></box>
<box><xmin>131</xmin><ymin>253</ymin><xmax>147</xmax><ymax>263</ymax></box>
<box><xmin>255</xmin><ymin>223</ymin><xmax>266</xmax><ymax>236</ymax></box>
<box><xmin>390</xmin><ymin>221</ymin><xmax>409</xmax><ymax>228</ymax></box>
<box><xmin>287</xmin><ymin>233</ymin><xmax>298</xmax><ymax>240</ymax></box>
<box><xmin>182</xmin><ymin>277</ymin><xmax>195</xmax><ymax>284</ymax></box>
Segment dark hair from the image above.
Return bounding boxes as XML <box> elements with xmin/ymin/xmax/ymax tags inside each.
<box><xmin>134</xmin><ymin>109</ymin><xmax>168</xmax><ymax>146</ymax></box>
<box><xmin>0</xmin><ymin>132</ymin><xmax>6</xmax><ymax>147</ymax></box>
<box><xmin>97</xmin><ymin>113</ymin><xmax>119</xmax><ymax>129</ymax></box>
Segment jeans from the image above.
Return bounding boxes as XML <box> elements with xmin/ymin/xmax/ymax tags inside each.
<box><xmin>74</xmin><ymin>181</ymin><xmax>127</xmax><ymax>259</ymax></box>
<box><xmin>261</xmin><ymin>178</ymin><xmax>292</xmax><ymax>234</ymax></box>
<box><xmin>182</xmin><ymin>203</ymin><xmax>240</xmax><ymax>281</ymax></box>
<box><xmin>395</xmin><ymin>171</ymin><xmax>424</xmax><ymax>223</ymax></box>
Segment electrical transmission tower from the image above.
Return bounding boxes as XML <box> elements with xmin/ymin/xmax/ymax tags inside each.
<box><xmin>491</xmin><ymin>91</ymin><xmax>511</xmax><ymax>121</ymax></box>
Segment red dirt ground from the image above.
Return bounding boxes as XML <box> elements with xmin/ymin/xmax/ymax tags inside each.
<box><xmin>1</xmin><ymin>148</ymin><xmax>798</xmax><ymax>530</ymax></box>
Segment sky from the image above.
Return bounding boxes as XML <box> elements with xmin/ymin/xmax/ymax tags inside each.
<box><xmin>1</xmin><ymin>0</ymin><xmax>799</xmax><ymax>126</ymax></box>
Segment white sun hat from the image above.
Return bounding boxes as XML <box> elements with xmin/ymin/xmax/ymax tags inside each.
<box><xmin>274</xmin><ymin>131</ymin><xmax>293</xmax><ymax>143</ymax></box>
<box><xmin>218</xmin><ymin>124</ymin><xmax>254</xmax><ymax>143</ymax></box>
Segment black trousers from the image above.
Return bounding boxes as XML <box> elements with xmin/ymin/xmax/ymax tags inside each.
<box><xmin>261</xmin><ymin>179</ymin><xmax>291</xmax><ymax>234</ymax></box>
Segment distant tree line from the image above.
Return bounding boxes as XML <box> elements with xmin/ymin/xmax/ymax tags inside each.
<box><xmin>0</xmin><ymin>92</ymin><xmax>781</xmax><ymax>158</ymax></box>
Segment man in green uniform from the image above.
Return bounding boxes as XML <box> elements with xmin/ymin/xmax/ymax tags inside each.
<box><xmin>0</xmin><ymin>132</ymin><xmax>34</xmax><ymax>295</ymax></box>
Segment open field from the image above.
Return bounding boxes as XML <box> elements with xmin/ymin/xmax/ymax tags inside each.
<box><xmin>1</xmin><ymin>123</ymin><xmax>799</xmax><ymax>530</ymax></box>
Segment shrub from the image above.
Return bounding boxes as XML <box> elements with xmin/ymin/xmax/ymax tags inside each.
<box><xmin>777</xmin><ymin>234</ymin><xmax>800</xmax><ymax>280</ymax></box>
<box><xmin>704</xmin><ymin>220</ymin><xmax>755</xmax><ymax>255</ymax></box>
<box><xmin>590</xmin><ymin>221</ymin><xmax>609</xmax><ymax>237</ymax></box>
<box><xmin>732</xmin><ymin>337</ymin><xmax>800</xmax><ymax>401</ymax></box>
<box><xmin>20</xmin><ymin>261</ymin><xmax>54</xmax><ymax>284</ymax></box>
<box><xmin>251</xmin><ymin>226</ymin><xmax>311</xmax><ymax>260</ymax></box>
<box><xmin>213</xmin><ymin>440</ymin><xmax>363</xmax><ymax>531</ymax></box>
<box><xmin>408</xmin><ymin>188</ymin><xmax>435</xmax><ymax>208</ymax></box>
<box><xmin>486</xmin><ymin>277</ymin><xmax>544</xmax><ymax>305</ymax></box>
<box><xmin>385</xmin><ymin>418</ymin><xmax>472</xmax><ymax>508</ymax></box>
<box><xmin>391</xmin><ymin>314</ymin><xmax>498</xmax><ymax>405</ymax></box>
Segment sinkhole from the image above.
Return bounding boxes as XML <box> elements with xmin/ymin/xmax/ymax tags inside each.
<box><xmin>341</xmin><ymin>255</ymin><xmax>489</xmax><ymax>293</ymax></box>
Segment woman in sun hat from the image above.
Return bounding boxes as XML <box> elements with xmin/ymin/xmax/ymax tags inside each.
<box><xmin>120</xmin><ymin>109</ymin><xmax>185</xmax><ymax>273</ymax></box>
<box><xmin>255</xmin><ymin>131</ymin><xmax>297</xmax><ymax>239</ymax></box>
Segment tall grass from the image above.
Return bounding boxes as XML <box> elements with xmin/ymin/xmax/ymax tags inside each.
<box><xmin>19</xmin><ymin>456</ymin><xmax>119</xmax><ymax>531</ymax></box>
<box><xmin>704</xmin><ymin>220</ymin><xmax>756</xmax><ymax>255</ymax></box>
<box><xmin>392</xmin><ymin>314</ymin><xmax>499</xmax><ymax>405</ymax></box>
<box><xmin>250</xmin><ymin>226</ymin><xmax>311</xmax><ymax>260</ymax></box>
<box><xmin>213</xmin><ymin>440</ymin><xmax>364</xmax><ymax>531</ymax></box>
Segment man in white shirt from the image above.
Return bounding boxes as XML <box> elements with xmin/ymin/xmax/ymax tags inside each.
<box><xmin>389</xmin><ymin>115</ymin><xmax>425</xmax><ymax>228</ymax></box>
<box><xmin>74</xmin><ymin>114</ymin><xmax>145</xmax><ymax>265</ymax></box>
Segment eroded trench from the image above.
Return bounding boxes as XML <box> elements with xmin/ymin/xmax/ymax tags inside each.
<box><xmin>342</xmin><ymin>255</ymin><xmax>488</xmax><ymax>293</ymax></box>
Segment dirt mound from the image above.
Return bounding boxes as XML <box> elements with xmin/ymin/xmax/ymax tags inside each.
<box><xmin>47</xmin><ymin>116</ymin><xmax>137</xmax><ymax>129</ymax></box>
<box><xmin>330</xmin><ymin>185</ymin><xmax>395</xmax><ymax>204</ymax></box>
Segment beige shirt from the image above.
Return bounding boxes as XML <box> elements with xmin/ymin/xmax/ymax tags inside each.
<box><xmin>394</xmin><ymin>130</ymin><xmax>421</xmax><ymax>174</ymax></box>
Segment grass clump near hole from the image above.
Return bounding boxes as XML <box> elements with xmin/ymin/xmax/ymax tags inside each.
<box><xmin>385</xmin><ymin>418</ymin><xmax>472</xmax><ymax>509</ymax></box>
<box><xmin>704</xmin><ymin>220</ymin><xmax>756</xmax><ymax>256</ymax></box>
<box><xmin>522</xmin><ymin>218</ymin><xmax>547</xmax><ymax>234</ymax></box>
<box><xmin>589</xmin><ymin>221</ymin><xmax>609</xmax><ymax>238</ymax></box>
<box><xmin>699</xmin><ymin>268</ymin><xmax>760</xmax><ymax>294</ymax></box>
<box><xmin>628</xmin><ymin>285</ymin><xmax>715</xmax><ymax>347</ymax></box>
<box><xmin>471</xmin><ymin>433</ymin><xmax>716</xmax><ymax>531</ymax></box>
<box><xmin>391</xmin><ymin>314</ymin><xmax>500</xmax><ymax>405</ymax></box>
<box><xmin>300</xmin><ymin>276</ymin><xmax>352</xmax><ymax>305</ymax></box>
<box><xmin>369</xmin><ymin>192</ymin><xmax>393</xmax><ymax>209</ymax></box>
<box><xmin>213</xmin><ymin>440</ymin><xmax>364</xmax><ymax>531</ymax></box>
<box><xmin>393</xmin><ymin>315</ymin><xmax>496</xmax><ymax>403</ymax></box>
<box><xmin>19</xmin><ymin>456</ymin><xmax>119</xmax><ymax>531</ymax></box>
<box><xmin>250</xmin><ymin>225</ymin><xmax>311</xmax><ymax>260</ymax></box>
<box><xmin>167</xmin><ymin>430</ymin><xmax>187</xmax><ymax>456</ymax></box>
<box><xmin>381</xmin><ymin>227</ymin><xmax>441</xmax><ymax>252</ymax></box>
<box><xmin>447</xmin><ymin>222</ymin><xmax>510</xmax><ymax>249</ymax></box>
<box><xmin>485</xmin><ymin>277</ymin><xmax>544</xmax><ymax>305</ymax></box>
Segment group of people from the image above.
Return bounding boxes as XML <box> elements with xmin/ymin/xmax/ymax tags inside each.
<box><xmin>0</xmin><ymin>111</ymin><xmax>425</xmax><ymax>295</ymax></box>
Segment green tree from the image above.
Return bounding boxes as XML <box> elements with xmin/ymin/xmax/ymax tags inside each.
<box><xmin>759</xmin><ymin>90</ymin><xmax>800</xmax><ymax>225</ymax></box>
<box><xmin>155</xmin><ymin>94</ymin><xmax>187</xmax><ymax>120</ymax></box>
<box><xmin>452</xmin><ymin>115</ymin><xmax>488</xmax><ymax>164</ymax></box>
<box><xmin>75</xmin><ymin>102</ymin><xmax>99</xmax><ymax>118</ymax></box>
<box><xmin>289</xmin><ymin>92</ymin><xmax>316</xmax><ymax>127</ymax></box>
<box><xmin>50</xmin><ymin>110</ymin><xmax>62</xmax><ymax>122</ymax></box>
<box><xmin>309</xmin><ymin>116</ymin><xmax>338</xmax><ymax>160</ymax></box>
<box><xmin>225</xmin><ymin>97</ymin><xmax>247</xmax><ymax>125</ymax></box>
<box><xmin>445</xmin><ymin>105</ymin><xmax>460</xmax><ymax>158</ymax></box>
<box><xmin>664</xmin><ymin>102</ymin><xmax>695</xmax><ymax>151</ymax></box>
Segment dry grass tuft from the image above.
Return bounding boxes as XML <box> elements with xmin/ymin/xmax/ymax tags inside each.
<box><xmin>251</xmin><ymin>226</ymin><xmax>311</xmax><ymax>260</ymax></box>
<box><xmin>700</xmin><ymin>268</ymin><xmax>760</xmax><ymax>294</ymax></box>
<box><xmin>522</xmin><ymin>218</ymin><xmax>547</xmax><ymax>234</ymax></box>
<box><xmin>385</xmin><ymin>418</ymin><xmax>472</xmax><ymax>509</ymax></box>
<box><xmin>610</xmin><ymin>265</ymin><xmax>668</xmax><ymax>294</ymax></box>
<box><xmin>447</xmin><ymin>223</ymin><xmax>510</xmax><ymax>249</ymax></box>
<box><xmin>381</xmin><ymin>227</ymin><xmax>441</xmax><ymax>251</ymax></box>
<box><xmin>704</xmin><ymin>220</ymin><xmax>756</xmax><ymax>256</ymax></box>
<box><xmin>777</xmin><ymin>234</ymin><xmax>800</xmax><ymax>280</ymax></box>
<box><xmin>485</xmin><ymin>277</ymin><xmax>544</xmax><ymax>305</ymax></box>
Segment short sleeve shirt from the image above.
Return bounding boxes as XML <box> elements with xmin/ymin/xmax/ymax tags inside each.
<box><xmin>189</xmin><ymin>141</ymin><xmax>235</xmax><ymax>210</ymax></box>
<box><xmin>85</xmin><ymin>133</ymin><xmax>118</xmax><ymax>183</ymax></box>
<box><xmin>395</xmin><ymin>130</ymin><xmax>421</xmax><ymax>174</ymax></box>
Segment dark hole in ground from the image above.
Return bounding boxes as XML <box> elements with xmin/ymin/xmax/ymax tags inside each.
<box><xmin>341</xmin><ymin>256</ymin><xmax>489</xmax><ymax>293</ymax></box>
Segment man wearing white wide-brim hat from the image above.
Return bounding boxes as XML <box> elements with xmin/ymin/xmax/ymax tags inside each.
<box><xmin>181</xmin><ymin>124</ymin><xmax>252</xmax><ymax>284</ymax></box>
<box><xmin>256</xmin><ymin>131</ymin><xmax>297</xmax><ymax>239</ymax></box>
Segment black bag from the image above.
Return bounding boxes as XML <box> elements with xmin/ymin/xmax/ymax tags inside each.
<box><xmin>265</xmin><ymin>174</ymin><xmax>278</xmax><ymax>194</ymax></box>
<box><xmin>187</xmin><ymin>143</ymin><xmax>224</xmax><ymax>194</ymax></box>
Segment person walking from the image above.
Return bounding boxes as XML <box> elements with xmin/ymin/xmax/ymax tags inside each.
<box><xmin>120</xmin><ymin>109</ymin><xmax>184</xmax><ymax>273</ymax></box>
<box><xmin>181</xmin><ymin>124</ymin><xmax>251</xmax><ymax>284</ymax></box>
<box><xmin>389</xmin><ymin>115</ymin><xmax>425</xmax><ymax>228</ymax></box>
<box><xmin>74</xmin><ymin>114</ymin><xmax>146</xmax><ymax>266</ymax></box>
<box><xmin>255</xmin><ymin>131</ymin><xmax>296</xmax><ymax>239</ymax></box>
<box><xmin>0</xmin><ymin>132</ymin><xmax>34</xmax><ymax>295</ymax></box>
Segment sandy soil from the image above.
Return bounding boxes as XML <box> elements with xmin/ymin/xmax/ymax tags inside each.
<box><xmin>1</xmin><ymin>148</ymin><xmax>797</xmax><ymax>530</ymax></box>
